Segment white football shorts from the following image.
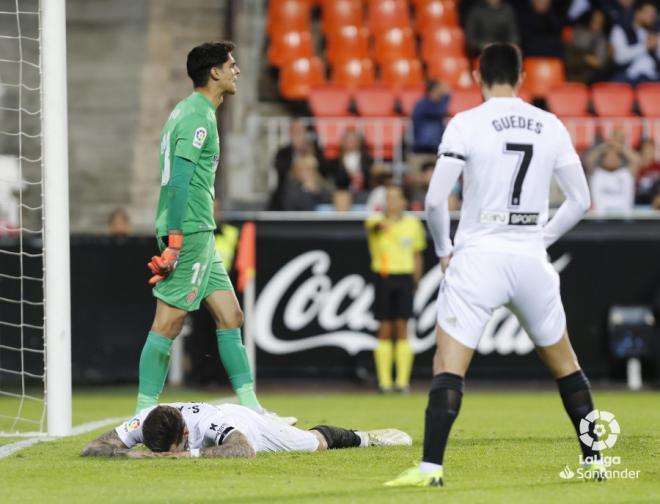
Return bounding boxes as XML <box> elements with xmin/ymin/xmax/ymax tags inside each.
<box><xmin>436</xmin><ymin>250</ymin><xmax>566</xmax><ymax>349</ymax></box>
<box><xmin>219</xmin><ymin>404</ymin><xmax>319</xmax><ymax>453</ymax></box>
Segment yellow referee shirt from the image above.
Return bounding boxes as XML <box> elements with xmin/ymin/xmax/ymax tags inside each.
<box><xmin>365</xmin><ymin>215</ymin><xmax>426</xmax><ymax>276</ymax></box>
<box><xmin>214</xmin><ymin>224</ymin><xmax>239</xmax><ymax>271</ymax></box>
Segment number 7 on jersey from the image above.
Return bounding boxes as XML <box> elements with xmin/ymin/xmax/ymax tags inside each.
<box><xmin>504</xmin><ymin>143</ymin><xmax>533</xmax><ymax>207</ymax></box>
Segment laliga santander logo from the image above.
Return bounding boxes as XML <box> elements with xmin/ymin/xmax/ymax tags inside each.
<box><xmin>254</xmin><ymin>250</ymin><xmax>572</xmax><ymax>356</ymax></box>
<box><xmin>579</xmin><ymin>409</ymin><xmax>620</xmax><ymax>451</ymax></box>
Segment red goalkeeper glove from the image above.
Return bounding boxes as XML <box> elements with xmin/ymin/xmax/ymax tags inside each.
<box><xmin>148</xmin><ymin>233</ymin><xmax>182</xmax><ymax>285</ymax></box>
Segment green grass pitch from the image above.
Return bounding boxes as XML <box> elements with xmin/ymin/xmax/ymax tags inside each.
<box><xmin>1</xmin><ymin>388</ymin><xmax>659</xmax><ymax>503</ymax></box>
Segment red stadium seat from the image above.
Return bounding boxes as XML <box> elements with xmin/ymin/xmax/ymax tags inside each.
<box><xmin>332</xmin><ymin>58</ymin><xmax>376</xmax><ymax>89</ymax></box>
<box><xmin>354</xmin><ymin>84</ymin><xmax>397</xmax><ymax>117</ymax></box>
<box><xmin>373</xmin><ymin>27</ymin><xmax>417</xmax><ymax>64</ymax></box>
<box><xmin>268</xmin><ymin>31</ymin><xmax>314</xmax><ymax>67</ymax></box>
<box><xmin>326</xmin><ymin>26</ymin><xmax>370</xmax><ymax>64</ymax></box>
<box><xmin>636</xmin><ymin>83</ymin><xmax>660</xmax><ymax>117</ymax></box>
<box><xmin>314</xmin><ymin>118</ymin><xmax>357</xmax><ymax>158</ymax></box>
<box><xmin>421</xmin><ymin>26</ymin><xmax>465</xmax><ymax>64</ymax></box>
<box><xmin>308</xmin><ymin>84</ymin><xmax>352</xmax><ymax>117</ymax></box>
<box><xmin>321</xmin><ymin>0</ymin><xmax>363</xmax><ymax>34</ymax></box>
<box><xmin>517</xmin><ymin>87</ymin><xmax>532</xmax><ymax>103</ymax></box>
<box><xmin>591</xmin><ymin>83</ymin><xmax>634</xmax><ymax>117</ymax></box>
<box><xmin>363</xmin><ymin>118</ymin><xmax>407</xmax><ymax>159</ymax></box>
<box><xmin>545</xmin><ymin>83</ymin><xmax>590</xmax><ymax>117</ymax></box>
<box><xmin>415</xmin><ymin>0</ymin><xmax>459</xmax><ymax>32</ymax></box>
<box><xmin>267</xmin><ymin>0</ymin><xmax>311</xmax><ymax>35</ymax></box>
<box><xmin>381</xmin><ymin>59</ymin><xmax>424</xmax><ymax>89</ymax></box>
<box><xmin>427</xmin><ymin>55</ymin><xmax>472</xmax><ymax>87</ymax></box>
<box><xmin>448</xmin><ymin>86</ymin><xmax>483</xmax><ymax>115</ymax></box>
<box><xmin>522</xmin><ymin>57</ymin><xmax>565</xmax><ymax>98</ymax></box>
<box><xmin>398</xmin><ymin>84</ymin><xmax>426</xmax><ymax>115</ymax></box>
<box><xmin>279</xmin><ymin>57</ymin><xmax>326</xmax><ymax>100</ymax></box>
<box><xmin>559</xmin><ymin>117</ymin><xmax>597</xmax><ymax>152</ymax></box>
<box><xmin>369</xmin><ymin>0</ymin><xmax>410</xmax><ymax>34</ymax></box>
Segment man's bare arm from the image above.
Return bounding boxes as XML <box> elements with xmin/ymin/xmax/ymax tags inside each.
<box><xmin>81</xmin><ymin>429</ymin><xmax>131</xmax><ymax>457</ymax></box>
<box><xmin>200</xmin><ymin>431</ymin><xmax>256</xmax><ymax>458</ymax></box>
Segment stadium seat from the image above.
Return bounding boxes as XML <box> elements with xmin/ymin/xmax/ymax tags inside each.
<box><xmin>517</xmin><ymin>87</ymin><xmax>532</xmax><ymax>103</ymax></box>
<box><xmin>308</xmin><ymin>84</ymin><xmax>352</xmax><ymax>117</ymax></box>
<box><xmin>267</xmin><ymin>0</ymin><xmax>311</xmax><ymax>35</ymax></box>
<box><xmin>326</xmin><ymin>26</ymin><xmax>370</xmax><ymax>65</ymax></box>
<box><xmin>545</xmin><ymin>83</ymin><xmax>590</xmax><ymax>117</ymax></box>
<box><xmin>354</xmin><ymin>84</ymin><xmax>397</xmax><ymax>117</ymax></box>
<box><xmin>381</xmin><ymin>59</ymin><xmax>424</xmax><ymax>89</ymax></box>
<box><xmin>522</xmin><ymin>57</ymin><xmax>565</xmax><ymax>98</ymax></box>
<box><xmin>321</xmin><ymin>0</ymin><xmax>363</xmax><ymax>34</ymax></box>
<box><xmin>560</xmin><ymin>117</ymin><xmax>597</xmax><ymax>152</ymax></box>
<box><xmin>447</xmin><ymin>86</ymin><xmax>483</xmax><ymax>115</ymax></box>
<box><xmin>636</xmin><ymin>83</ymin><xmax>660</xmax><ymax>117</ymax></box>
<box><xmin>421</xmin><ymin>26</ymin><xmax>465</xmax><ymax>64</ymax></box>
<box><xmin>415</xmin><ymin>0</ymin><xmax>459</xmax><ymax>32</ymax></box>
<box><xmin>363</xmin><ymin>118</ymin><xmax>407</xmax><ymax>159</ymax></box>
<box><xmin>591</xmin><ymin>83</ymin><xmax>634</xmax><ymax>117</ymax></box>
<box><xmin>427</xmin><ymin>55</ymin><xmax>472</xmax><ymax>87</ymax></box>
<box><xmin>332</xmin><ymin>58</ymin><xmax>376</xmax><ymax>89</ymax></box>
<box><xmin>373</xmin><ymin>27</ymin><xmax>417</xmax><ymax>64</ymax></box>
<box><xmin>369</xmin><ymin>0</ymin><xmax>410</xmax><ymax>34</ymax></box>
<box><xmin>314</xmin><ymin>118</ymin><xmax>357</xmax><ymax>158</ymax></box>
<box><xmin>268</xmin><ymin>30</ymin><xmax>314</xmax><ymax>67</ymax></box>
<box><xmin>398</xmin><ymin>84</ymin><xmax>426</xmax><ymax>115</ymax></box>
<box><xmin>279</xmin><ymin>57</ymin><xmax>326</xmax><ymax>100</ymax></box>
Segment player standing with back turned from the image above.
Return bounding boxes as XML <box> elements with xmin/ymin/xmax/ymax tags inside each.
<box><xmin>386</xmin><ymin>43</ymin><xmax>603</xmax><ymax>487</ymax></box>
<box><xmin>138</xmin><ymin>42</ymin><xmax>293</xmax><ymax>424</ymax></box>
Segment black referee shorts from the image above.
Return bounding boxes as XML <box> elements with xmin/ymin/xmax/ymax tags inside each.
<box><xmin>373</xmin><ymin>273</ymin><xmax>414</xmax><ymax>321</ymax></box>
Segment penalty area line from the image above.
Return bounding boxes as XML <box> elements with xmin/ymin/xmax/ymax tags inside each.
<box><xmin>0</xmin><ymin>395</ymin><xmax>236</xmax><ymax>459</ymax></box>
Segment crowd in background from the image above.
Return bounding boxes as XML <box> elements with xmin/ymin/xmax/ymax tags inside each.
<box><xmin>268</xmin><ymin>0</ymin><xmax>660</xmax><ymax>214</ymax></box>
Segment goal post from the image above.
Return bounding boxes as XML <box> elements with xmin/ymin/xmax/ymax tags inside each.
<box><xmin>42</xmin><ymin>0</ymin><xmax>71</xmax><ymax>436</ymax></box>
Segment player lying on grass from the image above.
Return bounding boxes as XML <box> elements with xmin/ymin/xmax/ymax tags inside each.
<box><xmin>82</xmin><ymin>402</ymin><xmax>412</xmax><ymax>458</ymax></box>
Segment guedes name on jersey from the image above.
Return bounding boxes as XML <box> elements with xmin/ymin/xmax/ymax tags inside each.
<box><xmin>492</xmin><ymin>116</ymin><xmax>543</xmax><ymax>134</ymax></box>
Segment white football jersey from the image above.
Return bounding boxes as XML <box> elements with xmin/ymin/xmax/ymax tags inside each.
<box><xmin>116</xmin><ymin>402</ymin><xmax>265</xmax><ymax>451</ymax></box>
<box><xmin>438</xmin><ymin>96</ymin><xmax>580</xmax><ymax>257</ymax></box>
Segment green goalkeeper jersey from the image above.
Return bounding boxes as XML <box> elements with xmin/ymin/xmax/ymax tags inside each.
<box><xmin>155</xmin><ymin>91</ymin><xmax>219</xmax><ymax>236</ymax></box>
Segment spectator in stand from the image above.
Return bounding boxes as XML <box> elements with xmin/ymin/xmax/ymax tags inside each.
<box><xmin>610</xmin><ymin>0</ymin><xmax>660</xmax><ymax>85</ymax></box>
<box><xmin>108</xmin><ymin>208</ymin><xmax>132</xmax><ymax>236</ymax></box>
<box><xmin>408</xmin><ymin>161</ymin><xmax>462</xmax><ymax>211</ymax></box>
<box><xmin>332</xmin><ymin>189</ymin><xmax>354</xmax><ymax>212</ymax></box>
<box><xmin>327</xmin><ymin>129</ymin><xmax>373</xmax><ymax>200</ymax></box>
<box><xmin>636</xmin><ymin>139</ymin><xmax>660</xmax><ymax>204</ymax></box>
<box><xmin>584</xmin><ymin>133</ymin><xmax>640</xmax><ymax>213</ymax></box>
<box><xmin>409</xmin><ymin>81</ymin><xmax>450</xmax><ymax>177</ymax></box>
<box><xmin>281</xmin><ymin>155</ymin><xmax>332</xmax><ymax>211</ymax></box>
<box><xmin>366</xmin><ymin>166</ymin><xmax>395</xmax><ymax>212</ymax></box>
<box><xmin>269</xmin><ymin>119</ymin><xmax>325</xmax><ymax>210</ymax></box>
<box><xmin>465</xmin><ymin>0</ymin><xmax>520</xmax><ymax>56</ymax></box>
<box><xmin>519</xmin><ymin>0</ymin><xmax>565</xmax><ymax>57</ymax></box>
<box><xmin>566</xmin><ymin>8</ymin><xmax>611</xmax><ymax>83</ymax></box>
<box><xmin>603</xmin><ymin>0</ymin><xmax>635</xmax><ymax>28</ymax></box>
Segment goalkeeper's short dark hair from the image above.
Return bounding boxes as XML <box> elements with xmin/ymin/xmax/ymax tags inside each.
<box><xmin>479</xmin><ymin>43</ymin><xmax>522</xmax><ymax>88</ymax></box>
<box><xmin>142</xmin><ymin>405</ymin><xmax>186</xmax><ymax>452</ymax></box>
<box><xmin>187</xmin><ymin>41</ymin><xmax>236</xmax><ymax>88</ymax></box>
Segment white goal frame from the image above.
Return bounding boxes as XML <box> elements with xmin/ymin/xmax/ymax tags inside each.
<box><xmin>42</xmin><ymin>0</ymin><xmax>71</xmax><ymax>436</ymax></box>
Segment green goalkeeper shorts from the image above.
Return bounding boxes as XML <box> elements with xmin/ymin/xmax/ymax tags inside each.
<box><xmin>152</xmin><ymin>231</ymin><xmax>233</xmax><ymax>312</ymax></box>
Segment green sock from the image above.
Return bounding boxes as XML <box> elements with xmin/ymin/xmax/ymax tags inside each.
<box><xmin>216</xmin><ymin>328</ymin><xmax>261</xmax><ymax>410</ymax></box>
<box><xmin>135</xmin><ymin>331</ymin><xmax>173</xmax><ymax>414</ymax></box>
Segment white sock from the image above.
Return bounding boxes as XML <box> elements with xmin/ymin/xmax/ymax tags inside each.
<box><xmin>419</xmin><ymin>461</ymin><xmax>442</xmax><ymax>474</ymax></box>
<box><xmin>356</xmin><ymin>431</ymin><xmax>369</xmax><ymax>448</ymax></box>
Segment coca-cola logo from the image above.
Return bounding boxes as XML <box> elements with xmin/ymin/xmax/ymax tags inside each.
<box><xmin>255</xmin><ymin>251</ymin><xmax>572</xmax><ymax>356</ymax></box>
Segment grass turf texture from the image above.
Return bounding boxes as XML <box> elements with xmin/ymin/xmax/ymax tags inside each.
<box><xmin>1</xmin><ymin>389</ymin><xmax>659</xmax><ymax>503</ymax></box>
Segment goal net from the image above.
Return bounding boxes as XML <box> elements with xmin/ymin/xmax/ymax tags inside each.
<box><xmin>0</xmin><ymin>0</ymin><xmax>70</xmax><ymax>437</ymax></box>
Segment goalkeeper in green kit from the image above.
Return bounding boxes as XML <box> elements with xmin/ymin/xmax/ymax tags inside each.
<box><xmin>138</xmin><ymin>41</ymin><xmax>295</xmax><ymax>425</ymax></box>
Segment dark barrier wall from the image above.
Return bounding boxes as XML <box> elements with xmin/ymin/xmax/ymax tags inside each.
<box><xmin>0</xmin><ymin>218</ymin><xmax>658</xmax><ymax>385</ymax></box>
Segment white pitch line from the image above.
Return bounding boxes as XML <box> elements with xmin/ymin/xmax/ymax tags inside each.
<box><xmin>0</xmin><ymin>396</ymin><xmax>236</xmax><ymax>460</ymax></box>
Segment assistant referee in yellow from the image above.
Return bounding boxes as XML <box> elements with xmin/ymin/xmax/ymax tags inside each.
<box><xmin>365</xmin><ymin>185</ymin><xmax>426</xmax><ymax>393</ymax></box>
